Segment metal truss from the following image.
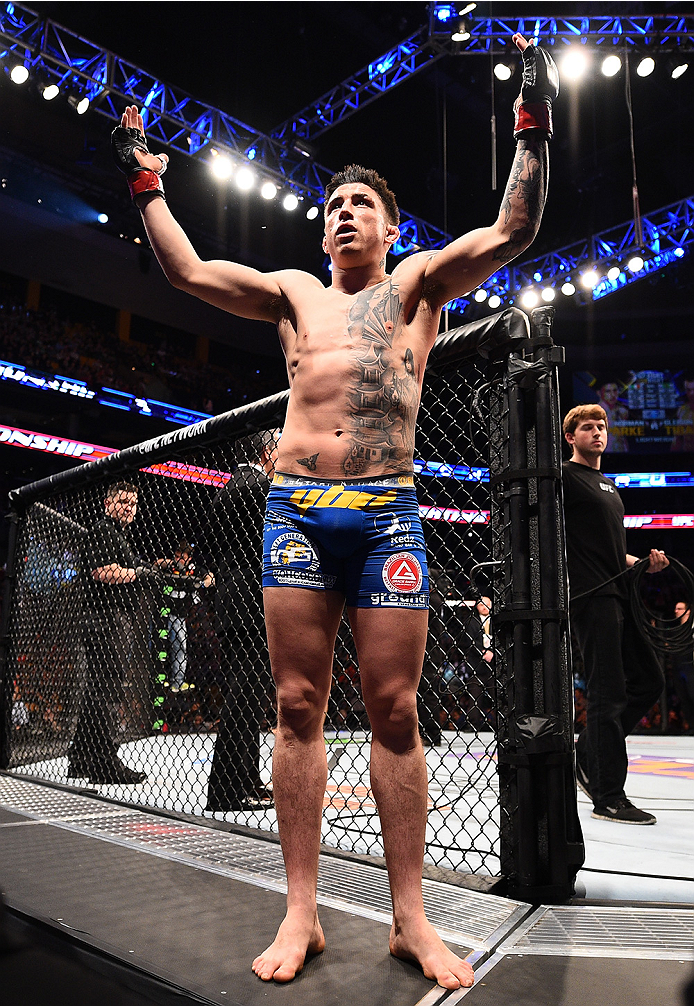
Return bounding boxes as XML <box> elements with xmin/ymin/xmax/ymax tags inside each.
<box><xmin>431</xmin><ymin>8</ymin><xmax>694</xmax><ymax>53</ymax></box>
<box><xmin>445</xmin><ymin>195</ymin><xmax>694</xmax><ymax>317</ymax></box>
<box><xmin>1</xmin><ymin>3</ymin><xmax>691</xmax><ymax>309</ymax></box>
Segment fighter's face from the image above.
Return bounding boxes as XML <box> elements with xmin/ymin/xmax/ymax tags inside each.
<box><xmin>105</xmin><ymin>491</ymin><xmax>138</xmax><ymax>525</ymax></box>
<box><xmin>322</xmin><ymin>183</ymin><xmax>398</xmax><ymax>265</ymax></box>
<box><xmin>565</xmin><ymin>419</ymin><xmax>607</xmax><ymax>459</ymax></box>
<box><xmin>675</xmin><ymin>602</ymin><xmax>690</xmax><ymax>621</ymax></box>
<box><xmin>600</xmin><ymin>383</ymin><xmax>619</xmax><ymax>407</ymax></box>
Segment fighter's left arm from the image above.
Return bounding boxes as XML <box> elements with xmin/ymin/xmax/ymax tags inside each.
<box><xmin>421</xmin><ymin>36</ymin><xmax>557</xmax><ymax>308</ymax></box>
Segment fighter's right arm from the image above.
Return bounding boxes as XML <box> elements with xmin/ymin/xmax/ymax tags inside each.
<box><xmin>114</xmin><ymin>106</ymin><xmax>285</xmax><ymax>324</ymax></box>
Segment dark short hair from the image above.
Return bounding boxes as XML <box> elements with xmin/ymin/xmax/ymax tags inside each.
<box><xmin>563</xmin><ymin>404</ymin><xmax>608</xmax><ymax>436</ymax></box>
<box><xmin>324</xmin><ymin>165</ymin><xmax>400</xmax><ymax>225</ymax></box>
<box><xmin>105</xmin><ymin>480</ymin><xmax>138</xmax><ymax>499</ymax></box>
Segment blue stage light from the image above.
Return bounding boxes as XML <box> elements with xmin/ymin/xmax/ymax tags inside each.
<box><xmin>97</xmin><ymin>213</ymin><xmax>108</xmax><ymax>224</ymax></box>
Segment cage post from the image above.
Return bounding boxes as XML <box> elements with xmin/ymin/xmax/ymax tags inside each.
<box><xmin>0</xmin><ymin>508</ymin><xmax>22</xmax><ymax>768</ymax></box>
<box><xmin>494</xmin><ymin>307</ymin><xmax>584</xmax><ymax>903</ymax></box>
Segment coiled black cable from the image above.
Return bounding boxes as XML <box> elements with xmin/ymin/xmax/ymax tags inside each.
<box><xmin>572</xmin><ymin>555</ymin><xmax>694</xmax><ymax>655</ymax></box>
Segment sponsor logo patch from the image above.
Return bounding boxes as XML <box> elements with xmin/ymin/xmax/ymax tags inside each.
<box><xmin>270</xmin><ymin>532</ymin><xmax>319</xmax><ymax>572</ymax></box>
<box><xmin>382</xmin><ymin>552</ymin><xmax>423</xmax><ymax>593</ymax></box>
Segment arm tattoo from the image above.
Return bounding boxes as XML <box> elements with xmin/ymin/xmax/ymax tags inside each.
<box><xmin>494</xmin><ymin>139</ymin><xmax>548</xmax><ymax>266</ymax></box>
<box><xmin>341</xmin><ymin>281</ymin><xmax>419</xmax><ymax>477</ymax></box>
<box><xmin>297</xmin><ymin>453</ymin><xmax>319</xmax><ymax>471</ymax></box>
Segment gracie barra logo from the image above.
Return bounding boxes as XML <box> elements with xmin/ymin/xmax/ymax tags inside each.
<box><xmin>382</xmin><ymin>552</ymin><xmax>423</xmax><ymax>593</ymax></box>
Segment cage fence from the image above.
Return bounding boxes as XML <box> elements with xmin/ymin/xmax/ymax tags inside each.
<box><xmin>0</xmin><ymin>308</ymin><xmax>581</xmax><ymax>894</ymax></box>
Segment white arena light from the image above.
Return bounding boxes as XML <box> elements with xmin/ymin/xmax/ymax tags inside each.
<box><xmin>260</xmin><ymin>181</ymin><xmax>278</xmax><ymax>200</ymax></box>
<box><xmin>561</xmin><ymin>48</ymin><xmax>589</xmax><ymax>82</ymax></box>
<box><xmin>521</xmin><ymin>289</ymin><xmax>539</xmax><ymax>309</ymax></box>
<box><xmin>235</xmin><ymin>166</ymin><xmax>255</xmax><ymax>190</ymax></box>
<box><xmin>97</xmin><ymin>213</ymin><xmax>109</xmax><ymax>224</ymax></box>
<box><xmin>494</xmin><ymin>63</ymin><xmax>512</xmax><ymax>81</ymax></box>
<box><xmin>282</xmin><ymin>193</ymin><xmax>299</xmax><ymax>211</ymax></box>
<box><xmin>541</xmin><ymin>286</ymin><xmax>556</xmax><ymax>302</ymax></box>
<box><xmin>672</xmin><ymin>62</ymin><xmax>689</xmax><ymax>80</ymax></box>
<box><xmin>607</xmin><ymin>266</ymin><xmax>621</xmax><ymax>282</ymax></box>
<box><xmin>628</xmin><ymin>255</ymin><xmax>644</xmax><ymax>272</ymax></box>
<box><xmin>41</xmin><ymin>82</ymin><xmax>60</xmax><ymax>101</ymax></box>
<box><xmin>474</xmin><ymin>288</ymin><xmax>488</xmax><ymax>302</ymax></box>
<box><xmin>636</xmin><ymin>57</ymin><xmax>655</xmax><ymax>77</ymax></box>
<box><xmin>561</xmin><ymin>281</ymin><xmax>576</xmax><ymax>296</ymax></box>
<box><xmin>306</xmin><ymin>205</ymin><xmax>320</xmax><ymax>220</ymax></box>
<box><xmin>601</xmin><ymin>55</ymin><xmax>621</xmax><ymax>77</ymax></box>
<box><xmin>581</xmin><ymin>270</ymin><xmax>599</xmax><ymax>289</ymax></box>
<box><xmin>211</xmin><ymin>156</ymin><xmax>234</xmax><ymax>180</ymax></box>
<box><xmin>488</xmin><ymin>294</ymin><xmax>502</xmax><ymax>309</ymax></box>
<box><xmin>10</xmin><ymin>65</ymin><xmax>29</xmax><ymax>84</ymax></box>
<box><xmin>68</xmin><ymin>95</ymin><xmax>90</xmax><ymax>115</ymax></box>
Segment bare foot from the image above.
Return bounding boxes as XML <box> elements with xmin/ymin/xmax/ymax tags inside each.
<box><xmin>390</xmin><ymin>915</ymin><xmax>474</xmax><ymax>990</ymax></box>
<box><xmin>252</xmin><ymin>908</ymin><xmax>325</xmax><ymax>982</ymax></box>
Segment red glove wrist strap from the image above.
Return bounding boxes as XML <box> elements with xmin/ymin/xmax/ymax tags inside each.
<box><xmin>127</xmin><ymin>170</ymin><xmax>166</xmax><ymax>203</ymax></box>
<box><xmin>514</xmin><ymin>101</ymin><xmax>552</xmax><ymax>139</ymax></box>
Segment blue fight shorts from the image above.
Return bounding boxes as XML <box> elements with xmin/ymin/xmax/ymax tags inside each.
<box><xmin>262</xmin><ymin>472</ymin><xmax>429</xmax><ymax>609</ymax></box>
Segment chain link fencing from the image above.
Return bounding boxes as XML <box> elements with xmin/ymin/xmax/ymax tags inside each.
<box><xmin>0</xmin><ymin>308</ymin><xmax>580</xmax><ymax>891</ymax></box>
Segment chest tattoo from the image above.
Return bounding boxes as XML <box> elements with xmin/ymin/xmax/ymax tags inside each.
<box><xmin>342</xmin><ymin>281</ymin><xmax>419</xmax><ymax>476</ymax></box>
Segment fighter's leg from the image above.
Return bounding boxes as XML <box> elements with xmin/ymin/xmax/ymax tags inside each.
<box><xmin>349</xmin><ymin>606</ymin><xmax>474</xmax><ymax>990</ymax></box>
<box><xmin>252</xmin><ymin>586</ymin><xmax>344</xmax><ymax>983</ymax></box>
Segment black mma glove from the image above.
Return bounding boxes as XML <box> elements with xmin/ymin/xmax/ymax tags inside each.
<box><xmin>134</xmin><ymin>564</ymin><xmax>163</xmax><ymax>580</ymax></box>
<box><xmin>111</xmin><ymin>125</ymin><xmax>167</xmax><ymax>203</ymax></box>
<box><xmin>513</xmin><ymin>44</ymin><xmax>559</xmax><ymax>141</ymax></box>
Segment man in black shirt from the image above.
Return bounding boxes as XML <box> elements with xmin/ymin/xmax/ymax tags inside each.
<box><xmin>206</xmin><ymin>432</ymin><xmax>276</xmax><ymax>811</ymax></box>
<box><xmin>563</xmin><ymin>405</ymin><xmax>667</xmax><ymax>824</ymax></box>
<box><xmin>68</xmin><ymin>481</ymin><xmax>148</xmax><ymax>785</ymax></box>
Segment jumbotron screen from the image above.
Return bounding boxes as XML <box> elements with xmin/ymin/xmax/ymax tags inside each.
<box><xmin>573</xmin><ymin>369</ymin><xmax>694</xmax><ymax>454</ymax></box>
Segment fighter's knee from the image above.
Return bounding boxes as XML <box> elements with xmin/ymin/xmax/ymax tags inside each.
<box><xmin>366</xmin><ymin>692</ymin><xmax>419</xmax><ymax>752</ymax></box>
<box><xmin>276</xmin><ymin>684</ymin><xmax>326</xmax><ymax>738</ymax></box>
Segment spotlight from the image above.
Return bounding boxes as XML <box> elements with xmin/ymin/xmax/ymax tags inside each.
<box><xmin>97</xmin><ymin>213</ymin><xmax>109</xmax><ymax>224</ymax></box>
<box><xmin>283</xmin><ymin>193</ymin><xmax>299</xmax><ymax>211</ymax></box>
<box><xmin>260</xmin><ymin>181</ymin><xmax>278</xmax><ymax>200</ymax></box>
<box><xmin>601</xmin><ymin>55</ymin><xmax>622</xmax><ymax>77</ymax></box>
<box><xmin>674</xmin><ymin>247</ymin><xmax>685</xmax><ymax>258</ymax></box>
<box><xmin>541</xmin><ymin>287</ymin><xmax>556</xmax><ymax>302</ymax></box>
<box><xmin>40</xmin><ymin>82</ymin><xmax>60</xmax><ymax>101</ymax></box>
<box><xmin>493</xmin><ymin>63</ymin><xmax>513</xmax><ymax>81</ymax></box>
<box><xmin>561</xmin><ymin>48</ymin><xmax>589</xmax><ymax>82</ymax></box>
<box><xmin>458</xmin><ymin>3</ymin><xmax>477</xmax><ymax>14</ymax></box>
<box><xmin>235</xmin><ymin>166</ymin><xmax>255</xmax><ymax>190</ymax></box>
<box><xmin>306</xmin><ymin>205</ymin><xmax>320</xmax><ymax>220</ymax></box>
<box><xmin>211</xmin><ymin>156</ymin><xmax>234</xmax><ymax>180</ymax></box>
<box><xmin>671</xmin><ymin>62</ymin><xmax>689</xmax><ymax>80</ymax></box>
<box><xmin>533</xmin><ymin>271</ymin><xmax>543</xmax><ymax>282</ymax></box>
<box><xmin>607</xmin><ymin>266</ymin><xmax>621</xmax><ymax>282</ymax></box>
<box><xmin>451</xmin><ymin>21</ymin><xmax>470</xmax><ymax>42</ymax></box>
<box><xmin>474</xmin><ymin>288</ymin><xmax>488</xmax><ymax>302</ymax></box>
<box><xmin>561</xmin><ymin>281</ymin><xmax>576</xmax><ymax>296</ymax></box>
<box><xmin>636</xmin><ymin>57</ymin><xmax>655</xmax><ymax>78</ymax></box>
<box><xmin>521</xmin><ymin>289</ymin><xmax>539</xmax><ymax>309</ymax></box>
<box><xmin>581</xmin><ymin>270</ymin><xmax>599</xmax><ymax>289</ymax></box>
<box><xmin>68</xmin><ymin>95</ymin><xmax>90</xmax><ymax>115</ymax></box>
<box><xmin>488</xmin><ymin>294</ymin><xmax>502</xmax><ymax>309</ymax></box>
<box><xmin>10</xmin><ymin>65</ymin><xmax>29</xmax><ymax>84</ymax></box>
<box><xmin>627</xmin><ymin>255</ymin><xmax>644</xmax><ymax>272</ymax></box>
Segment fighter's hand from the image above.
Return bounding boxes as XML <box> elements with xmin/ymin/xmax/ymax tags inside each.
<box><xmin>646</xmin><ymin>549</ymin><xmax>669</xmax><ymax>574</ymax></box>
<box><xmin>112</xmin><ymin>105</ymin><xmax>169</xmax><ymax>204</ymax></box>
<box><xmin>512</xmin><ymin>34</ymin><xmax>559</xmax><ymax>141</ymax></box>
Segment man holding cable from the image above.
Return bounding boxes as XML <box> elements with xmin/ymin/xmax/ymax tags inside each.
<box><xmin>112</xmin><ymin>35</ymin><xmax>557</xmax><ymax>989</ymax></box>
<box><xmin>563</xmin><ymin>405</ymin><xmax>667</xmax><ymax>825</ymax></box>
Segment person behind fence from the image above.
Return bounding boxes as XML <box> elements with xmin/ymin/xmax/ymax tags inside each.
<box><xmin>68</xmin><ymin>481</ymin><xmax>148</xmax><ymax>785</ymax></box>
<box><xmin>112</xmin><ymin>33</ymin><xmax>556</xmax><ymax>989</ymax></box>
<box><xmin>157</xmin><ymin>540</ymin><xmax>214</xmax><ymax>693</ymax></box>
<box><xmin>562</xmin><ymin>405</ymin><xmax>668</xmax><ymax>825</ymax></box>
<box><xmin>671</xmin><ymin>601</ymin><xmax>694</xmax><ymax>734</ymax></box>
<box><xmin>205</xmin><ymin>432</ymin><xmax>276</xmax><ymax>812</ymax></box>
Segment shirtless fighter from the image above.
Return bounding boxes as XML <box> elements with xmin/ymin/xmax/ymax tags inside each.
<box><xmin>112</xmin><ymin>34</ymin><xmax>557</xmax><ymax>990</ymax></box>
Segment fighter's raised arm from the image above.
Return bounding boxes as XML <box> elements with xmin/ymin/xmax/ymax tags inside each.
<box><xmin>112</xmin><ymin>106</ymin><xmax>294</xmax><ymax>324</ymax></box>
<box><xmin>416</xmin><ymin>34</ymin><xmax>558</xmax><ymax>308</ymax></box>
